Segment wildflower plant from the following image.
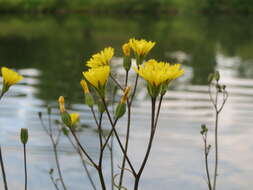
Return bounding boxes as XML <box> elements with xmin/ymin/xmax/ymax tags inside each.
<box><xmin>200</xmin><ymin>71</ymin><xmax>228</xmax><ymax>190</ymax></box>
<box><xmin>0</xmin><ymin>42</ymin><xmax>230</xmax><ymax>190</ymax></box>
<box><xmin>56</xmin><ymin>38</ymin><xmax>184</xmax><ymax>190</ymax></box>
<box><xmin>0</xmin><ymin>67</ymin><xmax>23</xmax><ymax>190</ymax></box>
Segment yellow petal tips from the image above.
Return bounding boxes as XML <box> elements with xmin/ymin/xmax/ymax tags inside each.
<box><xmin>70</xmin><ymin>112</ymin><xmax>80</xmax><ymax>126</ymax></box>
<box><xmin>133</xmin><ymin>59</ymin><xmax>184</xmax><ymax>97</ymax></box>
<box><xmin>86</xmin><ymin>47</ymin><xmax>114</xmax><ymax>68</ymax></box>
<box><xmin>82</xmin><ymin>66</ymin><xmax>110</xmax><ymax>97</ymax></box>
<box><xmin>129</xmin><ymin>38</ymin><xmax>155</xmax><ymax>57</ymax></box>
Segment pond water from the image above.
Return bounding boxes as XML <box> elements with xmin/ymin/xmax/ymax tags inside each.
<box><xmin>0</xmin><ymin>14</ymin><xmax>253</xmax><ymax>190</ymax></box>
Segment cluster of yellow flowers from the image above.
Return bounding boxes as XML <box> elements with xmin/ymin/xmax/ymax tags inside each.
<box><xmin>82</xmin><ymin>38</ymin><xmax>184</xmax><ymax>98</ymax></box>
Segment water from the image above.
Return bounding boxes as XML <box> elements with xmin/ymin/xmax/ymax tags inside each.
<box><xmin>0</xmin><ymin>14</ymin><xmax>253</xmax><ymax>190</ymax></box>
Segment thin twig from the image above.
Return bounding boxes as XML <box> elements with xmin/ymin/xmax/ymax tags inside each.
<box><xmin>70</xmin><ymin>130</ymin><xmax>98</xmax><ymax>168</ymax></box>
<box><xmin>66</xmin><ymin>134</ymin><xmax>97</xmax><ymax>190</ymax></box>
<box><xmin>0</xmin><ymin>146</ymin><xmax>8</xmax><ymax>190</ymax></box>
<box><xmin>110</xmin><ymin>74</ymin><xmax>124</xmax><ymax>91</ymax></box>
<box><xmin>39</xmin><ymin>111</ymin><xmax>67</xmax><ymax>190</ymax></box>
<box><xmin>202</xmin><ymin>134</ymin><xmax>212</xmax><ymax>190</ymax></box>
<box><xmin>118</xmin><ymin>101</ymin><xmax>131</xmax><ymax>189</ymax></box>
<box><xmin>102</xmin><ymin>98</ymin><xmax>137</xmax><ymax>177</ymax></box>
<box><xmin>130</xmin><ymin>75</ymin><xmax>139</xmax><ymax>105</ymax></box>
<box><xmin>49</xmin><ymin>170</ymin><xmax>60</xmax><ymax>190</ymax></box>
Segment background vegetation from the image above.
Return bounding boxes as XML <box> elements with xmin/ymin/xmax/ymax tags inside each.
<box><xmin>0</xmin><ymin>0</ymin><xmax>253</xmax><ymax>14</ymax></box>
<box><xmin>1</xmin><ymin>14</ymin><xmax>253</xmax><ymax>102</ymax></box>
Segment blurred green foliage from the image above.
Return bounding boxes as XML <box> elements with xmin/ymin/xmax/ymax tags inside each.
<box><xmin>0</xmin><ymin>0</ymin><xmax>253</xmax><ymax>13</ymax></box>
<box><xmin>1</xmin><ymin>14</ymin><xmax>253</xmax><ymax>102</ymax></box>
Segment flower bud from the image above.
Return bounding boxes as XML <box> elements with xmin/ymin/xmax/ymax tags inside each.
<box><xmin>208</xmin><ymin>73</ymin><xmax>214</xmax><ymax>83</ymax></box>
<box><xmin>58</xmin><ymin>96</ymin><xmax>65</xmax><ymax>113</ymax></box>
<box><xmin>62</xmin><ymin>127</ymin><xmax>69</xmax><ymax>136</ymax></box>
<box><xmin>98</xmin><ymin>100</ymin><xmax>105</xmax><ymax>113</ymax></box>
<box><xmin>38</xmin><ymin>112</ymin><xmax>42</xmax><ymax>119</ymax></box>
<box><xmin>61</xmin><ymin>111</ymin><xmax>72</xmax><ymax>128</ymax></box>
<box><xmin>85</xmin><ymin>93</ymin><xmax>94</xmax><ymax>107</ymax></box>
<box><xmin>214</xmin><ymin>71</ymin><xmax>220</xmax><ymax>82</ymax></box>
<box><xmin>115</xmin><ymin>103</ymin><xmax>126</xmax><ymax>120</ymax></box>
<box><xmin>123</xmin><ymin>56</ymin><xmax>132</xmax><ymax>71</ymax></box>
<box><xmin>20</xmin><ymin>128</ymin><xmax>28</xmax><ymax>145</ymax></box>
<box><xmin>200</xmin><ymin>124</ymin><xmax>208</xmax><ymax>135</ymax></box>
<box><xmin>120</xmin><ymin>86</ymin><xmax>131</xmax><ymax>104</ymax></box>
<box><xmin>80</xmin><ymin>80</ymin><xmax>90</xmax><ymax>94</ymax></box>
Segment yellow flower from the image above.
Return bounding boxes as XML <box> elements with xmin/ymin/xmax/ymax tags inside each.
<box><xmin>133</xmin><ymin>59</ymin><xmax>184</xmax><ymax>87</ymax></box>
<box><xmin>80</xmin><ymin>80</ymin><xmax>89</xmax><ymax>94</ymax></box>
<box><xmin>122</xmin><ymin>43</ymin><xmax>131</xmax><ymax>57</ymax></box>
<box><xmin>1</xmin><ymin>67</ymin><xmax>23</xmax><ymax>87</ymax></box>
<box><xmin>120</xmin><ymin>86</ymin><xmax>131</xmax><ymax>104</ymax></box>
<box><xmin>70</xmin><ymin>112</ymin><xmax>80</xmax><ymax>125</ymax></box>
<box><xmin>58</xmin><ymin>96</ymin><xmax>66</xmax><ymax>113</ymax></box>
<box><xmin>86</xmin><ymin>47</ymin><xmax>114</xmax><ymax>68</ymax></box>
<box><xmin>82</xmin><ymin>66</ymin><xmax>110</xmax><ymax>89</ymax></box>
<box><xmin>129</xmin><ymin>38</ymin><xmax>155</xmax><ymax>57</ymax></box>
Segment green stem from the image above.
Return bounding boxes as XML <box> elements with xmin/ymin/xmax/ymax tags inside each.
<box><xmin>0</xmin><ymin>146</ymin><xmax>8</xmax><ymax>190</ymax></box>
<box><xmin>23</xmin><ymin>144</ymin><xmax>27</xmax><ymax>190</ymax></box>
<box><xmin>97</xmin><ymin>114</ymin><xmax>107</xmax><ymax>190</ymax></box>
<box><xmin>134</xmin><ymin>97</ymin><xmax>156</xmax><ymax>190</ymax></box>
<box><xmin>110</xmin><ymin>134</ymin><xmax>114</xmax><ymax>190</ymax></box>
<box><xmin>118</xmin><ymin>102</ymin><xmax>131</xmax><ymax>189</ymax></box>
<box><xmin>53</xmin><ymin>143</ymin><xmax>67</xmax><ymax>190</ymax></box>
<box><xmin>101</xmin><ymin>98</ymin><xmax>136</xmax><ymax>176</ymax></box>
<box><xmin>0</xmin><ymin>94</ymin><xmax>7</xmax><ymax>190</ymax></box>
<box><xmin>203</xmin><ymin>135</ymin><xmax>212</xmax><ymax>190</ymax></box>
<box><xmin>213</xmin><ymin>111</ymin><xmax>219</xmax><ymax>190</ymax></box>
<box><xmin>66</xmin><ymin>135</ymin><xmax>97</xmax><ymax>190</ymax></box>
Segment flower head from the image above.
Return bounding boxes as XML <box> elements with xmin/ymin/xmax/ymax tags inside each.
<box><xmin>86</xmin><ymin>47</ymin><xmax>114</xmax><ymax>68</ymax></box>
<box><xmin>129</xmin><ymin>38</ymin><xmax>155</xmax><ymax>57</ymax></box>
<box><xmin>70</xmin><ymin>112</ymin><xmax>80</xmax><ymax>126</ymax></box>
<box><xmin>122</xmin><ymin>43</ymin><xmax>131</xmax><ymax>57</ymax></box>
<box><xmin>133</xmin><ymin>59</ymin><xmax>184</xmax><ymax>87</ymax></box>
<box><xmin>80</xmin><ymin>80</ymin><xmax>90</xmax><ymax>94</ymax></box>
<box><xmin>1</xmin><ymin>67</ymin><xmax>23</xmax><ymax>88</ymax></box>
<box><xmin>82</xmin><ymin>66</ymin><xmax>110</xmax><ymax>90</ymax></box>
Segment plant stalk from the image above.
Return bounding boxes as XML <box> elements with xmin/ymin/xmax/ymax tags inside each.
<box><xmin>23</xmin><ymin>144</ymin><xmax>27</xmax><ymax>190</ymax></box>
<box><xmin>0</xmin><ymin>146</ymin><xmax>8</xmax><ymax>190</ymax></box>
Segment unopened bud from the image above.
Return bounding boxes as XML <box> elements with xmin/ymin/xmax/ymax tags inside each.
<box><xmin>61</xmin><ymin>111</ymin><xmax>72</xmax><ymax>128</ymax></box>
<box><xmin>115</xmin><ymin>103</ymin><xmax>126</xmax><ymax>120</ymax></box>
<box><xmin>208</xmin><ymin>73</ymin><xmax>214</xmax><ymax>83</ymax></box>
<box><xmin>120</xmin><ymin>86</ymin><xmax>131</xmax><ymax>104</ymax></box>
<box><xmin>85</xmin><ymin>93</ymin><xmax>94</xmax><ymax>107</ymax></box>
<box><xmin>20</xmin><ymin>128</ymin><xmax>28</xmax><ymax>144</ymax></box>
<box><xmin>58</xmin><ymin>96</ymin><xmax>65</xmax><ymax>113</ymax></box>
<box><xmin>214</xmin><ymin>71</ymin><xmax>220</xmax><ymax>82</ymax></box>
<box><xmin>38</xmin><ymin>112</ymin><xmax>42</xmax><ymax>119</ymax></box>
<box><xmin>80</xmin><ymin>80</ymin><xmax>90</xmax><ymax>94</ymax></box>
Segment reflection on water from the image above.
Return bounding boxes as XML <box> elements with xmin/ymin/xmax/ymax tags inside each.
<box><xmin>0</xmin><ymin>14</ymin><xmax>253</xmax><ymax>190</ymax></box>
